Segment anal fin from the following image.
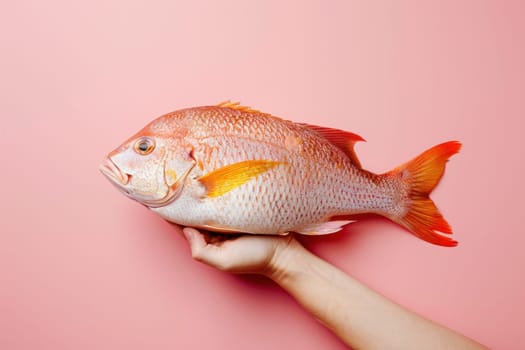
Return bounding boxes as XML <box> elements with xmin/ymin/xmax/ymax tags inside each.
<box><xmin>294</xmin><ymin>220</ymin><xmax>354</xmax><ymax>235</ymax></box>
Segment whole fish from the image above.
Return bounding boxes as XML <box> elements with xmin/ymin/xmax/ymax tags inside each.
<box><xmin>100</xmin><ymin>101</ymin><xmax>461</xmax><ymax>246</ymax></box>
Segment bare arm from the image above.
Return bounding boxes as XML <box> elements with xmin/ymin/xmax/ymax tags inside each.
<box><xmin>182</xmin><ymin>228</ymin><xmax>487</xmax><ymax>350</ymax></box>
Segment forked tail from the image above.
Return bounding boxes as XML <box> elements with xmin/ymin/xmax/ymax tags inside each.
<box><xmin>388</xmin><ymin>141</ymin><xmax>461</xmax><ymax>247</ymax></box>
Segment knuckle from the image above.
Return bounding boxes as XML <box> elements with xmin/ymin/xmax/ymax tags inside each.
<box><xmin>191</xmin><ymin>248</ymin><xmax>203</xmax><ymax>260</ymax></box>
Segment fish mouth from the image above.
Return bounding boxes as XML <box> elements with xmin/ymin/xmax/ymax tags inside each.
<box><xmin>99</xmin><ymin>156</ymin><xmax>194</xmax><ymax>209</ymax></box>
<box><xmin>99</xmin><ymin>157</ymin><xmax>131</xmax><ymax>188</ymax></box>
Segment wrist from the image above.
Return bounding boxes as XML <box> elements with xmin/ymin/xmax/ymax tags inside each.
<box><xmin>264</xmin><ymin>236</ymin><xmax>310</xmax><ymax>283</ymax></box>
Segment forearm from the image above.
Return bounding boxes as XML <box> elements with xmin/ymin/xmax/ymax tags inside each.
<box><xmin>265</xmin><ymin>240</ymin><xmax>486</xmax><ymax>350</ymax></box>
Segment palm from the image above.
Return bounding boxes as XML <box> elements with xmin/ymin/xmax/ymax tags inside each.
<box><xmin>182</xmin><ymin>228</ymin><xmax>291</xmax><ymax>274</ymax></box>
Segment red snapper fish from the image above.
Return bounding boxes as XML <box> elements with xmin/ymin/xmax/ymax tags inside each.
<box><xmin>100</xmin><ymin>101</ymin><xmax>461</xmax><ymax>247</ymax></box>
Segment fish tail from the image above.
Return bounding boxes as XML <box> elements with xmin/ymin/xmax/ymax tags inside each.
<box><xmin>387</xmin><ymin>141</ymin><xmax>461</xmax><ymax>247</ymax></box>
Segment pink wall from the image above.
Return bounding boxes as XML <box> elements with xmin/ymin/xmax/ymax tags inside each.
<box><xmin>1</xmin><ymin>1</ymin><xmax>524</xmax><ymax>349</ymax></box>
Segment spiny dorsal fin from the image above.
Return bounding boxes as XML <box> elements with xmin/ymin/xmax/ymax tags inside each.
<box><xmin>300</xmin><ymin>123</ymin><xmax>366</xmax><ymax>169</ymax></box>
<box><xmin>217</xmin><ymin>100</ymin><xmax>260</xmax><ymax>113</ymax></box>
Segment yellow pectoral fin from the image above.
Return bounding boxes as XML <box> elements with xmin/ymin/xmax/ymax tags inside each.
<box><xmin>199</xmin><ymin>160</ymin><xmax>284</xmax><ymax>198</ymax></box>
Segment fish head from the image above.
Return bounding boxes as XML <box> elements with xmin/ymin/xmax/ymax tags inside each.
<box><xmin>99</xmin><ymin>119</ymin><xmax>195</xmax><ymax>208</ymax></box>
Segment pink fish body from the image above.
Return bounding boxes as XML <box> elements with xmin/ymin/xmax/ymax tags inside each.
<box><xmin>100</xmin><ymin>101</ymin><xmax>460</xmax><ymax>246</ymax></box>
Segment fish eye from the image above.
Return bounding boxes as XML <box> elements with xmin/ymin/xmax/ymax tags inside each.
<box><xmin>134</xmin><ymin>137</ymin><xmax>155</xmax><ymax>155</ymax></box>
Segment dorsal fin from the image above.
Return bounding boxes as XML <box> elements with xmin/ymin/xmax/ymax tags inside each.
<box><xmin>300</xmin><ymin>123</ymin><xmax>366</xmax><ymax>168</ymax></box>
<box><xmin>217</xmin><ymin>100</ymin><xmax>260</xmax><ymax>113</ymax></box>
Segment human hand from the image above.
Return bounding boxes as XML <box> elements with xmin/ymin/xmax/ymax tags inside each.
<box><xmin>182</xmin><ymin>227</ymin><xmax>302</xmax><ymax>275</ymax></box>
<box><xmin>182</xmin><ymin>227</ymin><xmax>488</xmax><ymax>350</ymax></box>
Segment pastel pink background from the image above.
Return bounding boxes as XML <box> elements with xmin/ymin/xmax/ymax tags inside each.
<box><xmin>1</xmin><ymin>0</ymin><xmax>524</xmax><ymax>349</ymax></box>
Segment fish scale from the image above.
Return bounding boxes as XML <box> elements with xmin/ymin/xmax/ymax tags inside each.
<box><xmin>100</xmin><ymin>102</ymin><xmax>461</xmax><ymax>246</ymax></box>
<box><xmin>154</xmin><ymin>111</ymin><xmax>390</xmax><ymax>233</ymax></box>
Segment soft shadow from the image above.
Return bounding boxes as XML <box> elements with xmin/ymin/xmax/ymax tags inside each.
<box><xmin>236</xmin><ymin>273</ymin><xmax>277</xmax><ymax>286</ymax></box>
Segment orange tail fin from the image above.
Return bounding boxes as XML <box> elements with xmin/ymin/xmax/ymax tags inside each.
<box><xmin>389</xmin><ymin>141</ymin><xmax>461</xmax><ymax>247</ymax></box>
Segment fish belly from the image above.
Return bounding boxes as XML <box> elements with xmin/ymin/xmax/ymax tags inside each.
<box><xmin>152</xmin><ymin>169</ymin><xmax>329</xmax><ymax>233</ymax></box>
<box><xmin>152</xmin><ymin>161</ymin><xmax>398</xmax><ymax>234</ymax></box>
<box><xmin>153</xmin><ymin>127</ymin><xmax>401</xmax><ymax>233</ymax></box>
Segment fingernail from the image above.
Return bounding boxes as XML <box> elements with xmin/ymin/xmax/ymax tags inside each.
<box><xmin>183</xmin><ymin>228</ymin><xmax>193</xmax><ymax>242</ymax></box>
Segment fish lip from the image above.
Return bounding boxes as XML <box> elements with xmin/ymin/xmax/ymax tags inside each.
<box><xmin>99</xmin><ymin>157</ymin><xmax>130</xmax><ymax>186</ymax></box>
<box><xmin>98</xmin><ymin>156</ymin><xmax>174</xmax><ymax>207</ymax></box>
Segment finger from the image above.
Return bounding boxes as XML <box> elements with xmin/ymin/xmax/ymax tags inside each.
<box><xmin>182</xmin><ymin>227</ymin><xmax>206</xmax><ymax>253</ymax></box>
<box><xmin>182</xmin><ymin>227</ymin><xmax>229</xmax><ymax>269</ymax></box>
